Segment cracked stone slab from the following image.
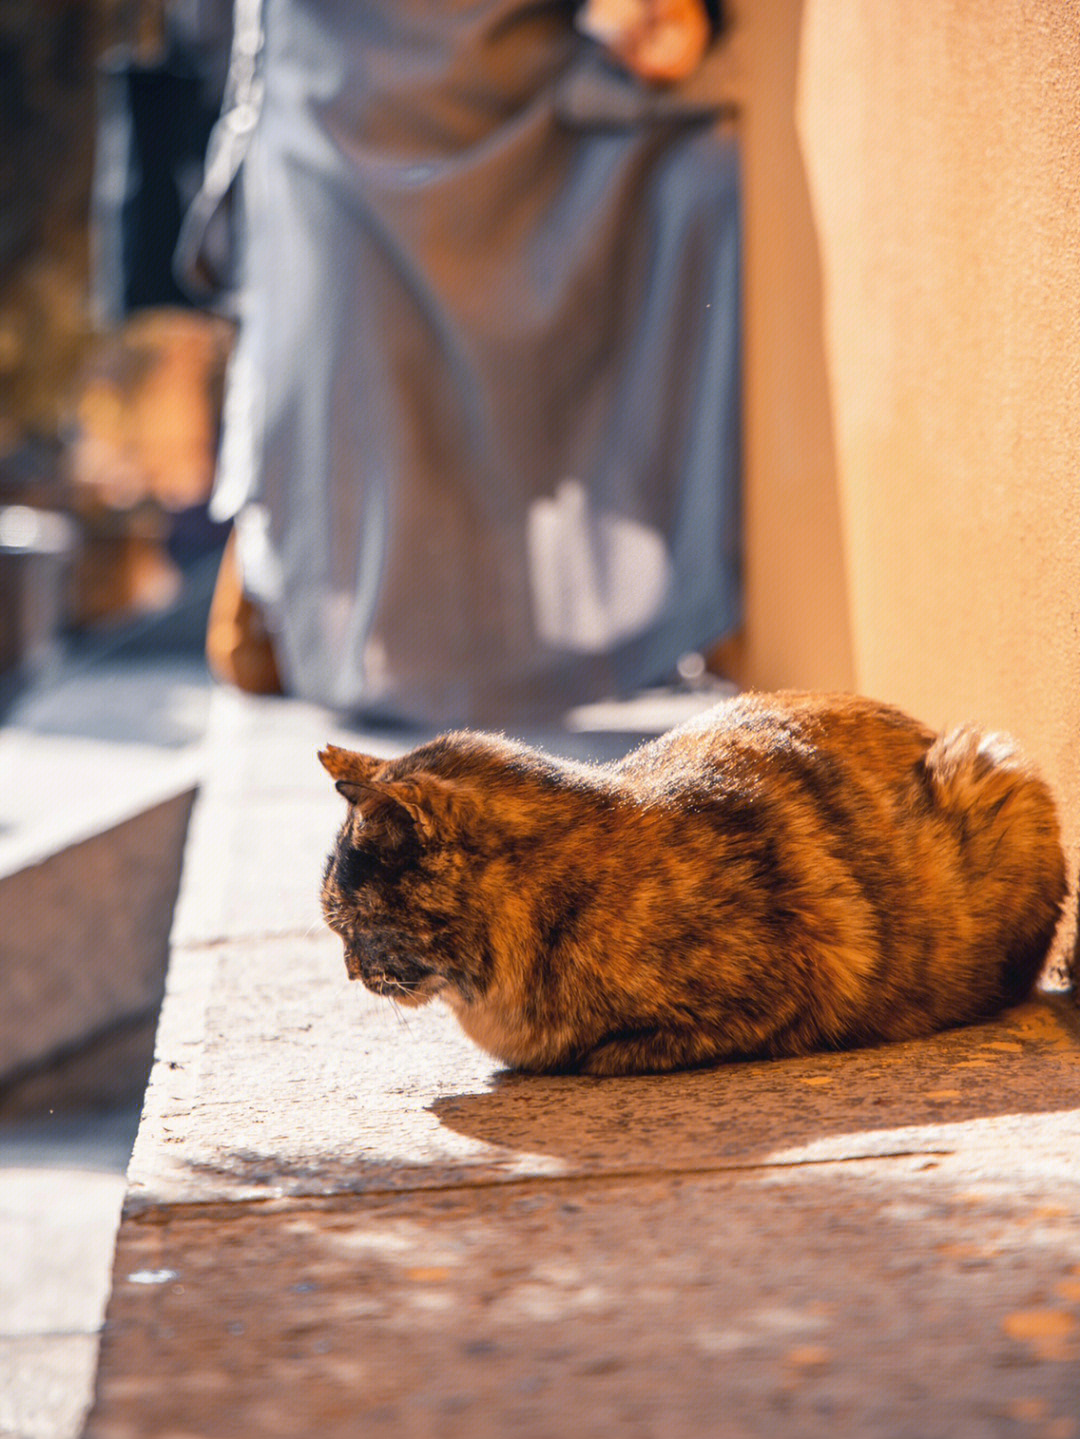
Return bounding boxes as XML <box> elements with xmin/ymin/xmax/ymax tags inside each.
<box><xmin>89</xmin><ymin>1158</ymin><xmax>1080</xmax><ymax>1439</ymax></box>
<box><xmin>126</xmin><ymin>918</ymin><xmax>1080</xmax><ymax>1209</ymax></box>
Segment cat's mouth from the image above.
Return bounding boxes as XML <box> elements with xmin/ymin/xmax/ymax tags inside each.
<box><xmin>342</xmin><ymin>933</ymin><xmax>446</xmax><ymax>1007</ymax></box>
<box><xmin>359</xmin><ymin>969</ymin><xmax>447</xmax><ymax>1008</ymax></box>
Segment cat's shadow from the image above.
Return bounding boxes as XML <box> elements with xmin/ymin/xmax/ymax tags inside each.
<box><xmin>426</xmin><ymin>999</ymin><xmax>1080</xmax><ymax>1176</ymax></box>
<box><xmin>181</xmin><ymin>1001</ymin><xmax>1079</xmax><ymax>1199</ymax></box>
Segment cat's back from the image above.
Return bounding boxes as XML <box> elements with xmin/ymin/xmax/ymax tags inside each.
<box><xmin>618</xmin><ymin>690</ymin><xmax>934</xmax><ymax>800</ymax></box>
<box><xmin>615</xmin><ymin>689</ymin><xmax>1064</xmax><ymax>1046</ymax></box>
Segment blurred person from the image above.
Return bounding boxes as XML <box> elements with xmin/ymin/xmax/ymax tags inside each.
<box><xmin>199</xmin><ymin>0</ymin><xmax>740</xmax><ymax>724</ymax></box>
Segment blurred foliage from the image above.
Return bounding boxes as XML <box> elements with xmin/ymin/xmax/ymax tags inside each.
<box><xmin>0</xmin><ymin>4</ymin><xmax>232</xmax><ymax>635</ymax></box>
<box><xmin>70</xmin><ymin>307</ymin><xmax>232</xmax><ymax>511</ymax></box>
<box><xmin>0</xmin><ymin>1</ymin><xmax>164</xmax><ymax>448</ymax></box>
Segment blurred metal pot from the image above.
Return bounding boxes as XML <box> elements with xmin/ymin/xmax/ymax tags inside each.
<box><xmin>0</xmin><ymin>504</ymin><xmax>79</xmax><ymax>711</ymax></box>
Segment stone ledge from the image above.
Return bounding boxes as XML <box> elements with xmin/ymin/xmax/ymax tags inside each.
<box><xmin>0</xmin><ymin>789</ymin><xmax>195</xmax><ymax>1087</ymax></box>
<box><xmin>90</xmin><ymin>1134</ymin><xmax>1080</xmax><ymax>1439</ymax></box>
<box><xmin>0</xmin><ymin>651</ymin><xmax>208</xmax><ymax>1090</ymax></box>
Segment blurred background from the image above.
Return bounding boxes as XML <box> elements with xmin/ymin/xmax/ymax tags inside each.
<box><xmin>3</xmin><ymin>2</ymin><xmax>1080</xmax><ymax>1434</ymax></box>
<box><xmin>5</xmin><ymin>0</ymin><xmax>1080</xmax><ymax>1096</ymax></box>
<box><xmin>1</xmin><ymin>0</ymin><xmax>231</xmax><ymax>1101</ymax></box>
<box><xmin>1</xmin><ymin>8</ymin><xmax>228</xmax><ymax>1434</ymax></box>
<box><xmin>0</xmin><ymin>0</ymin><xmax>233</xmax><ymax>716</ymax></box>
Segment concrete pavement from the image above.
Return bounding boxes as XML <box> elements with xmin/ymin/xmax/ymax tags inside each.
<box><xmin>0</xmin><ymin>1105</ymin><xmax>140</xmax><ymax>1439</ymax></box>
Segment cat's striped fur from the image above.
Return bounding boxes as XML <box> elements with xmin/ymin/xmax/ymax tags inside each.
<box><xmin>320</xmin><ymin>692</ymin><xmax>1065</xmax><ymax>1075</ymax></box>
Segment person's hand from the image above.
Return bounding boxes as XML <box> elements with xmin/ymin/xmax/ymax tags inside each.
<box><xmin>576</xmin><ymin>0</ymin><xmax>712</xmax><ymax>85</ymax></box>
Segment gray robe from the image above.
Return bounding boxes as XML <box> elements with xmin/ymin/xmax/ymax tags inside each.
<box><xmin>211</xmin><ymin>0</ymin><xmax>741</xmax><ymax>725</ymax></box>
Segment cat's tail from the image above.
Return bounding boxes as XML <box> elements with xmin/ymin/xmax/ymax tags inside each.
<box><xmin>920</xmin><ymin>727</ymin><xmax>1067</xmax><ymax>1003</ymax></box>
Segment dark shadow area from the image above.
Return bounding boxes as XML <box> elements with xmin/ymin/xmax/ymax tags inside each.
<box><xmin>0</xmin><ymin>1094</ymin><xmax>143</xmax><ymax>1170</ymax></box>
<box><xmin>427</xmin><ymin>1003</ymin><xmax>1080</xmax><ymax>1178</ymax></box>
<box><xmin>0</xmin><ymin>1012</ymin><xmax>158</xmax><ymax>1120</ymax></box>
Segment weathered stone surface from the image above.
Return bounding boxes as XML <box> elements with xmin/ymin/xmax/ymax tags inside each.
<box><xmin>0</xmin><ymin>652</ymin><xmax>208</xmax><ymax>1439</ymax></box>
<box><xmin>91</xmin><ymin>1157</ymin><xmax>1080</xmax><ymax>1439</ymax></box>
<box><xmin>168</xmin><ymin>691</ymin><xmax>389</xmax><ymax>948</ymax></box>
<box><xmin>169</xmin><ymin>792</ymin><xmax>342</xmax><ymax>948</ymax></box>
<box><xmin>0</xmin><ymin>655</ymin><xmax>208</xmax><ymax>877</ymax></box>
<box><xmin>0</xmin><ymin>653</ymin><xmax>208</xmax><ymax>1085</ymax></box>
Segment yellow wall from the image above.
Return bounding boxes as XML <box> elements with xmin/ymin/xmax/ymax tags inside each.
<box><xmin>731</xmin><ymin>2</ymin><xmax>1080</xmax><ymax>973</ymax></box>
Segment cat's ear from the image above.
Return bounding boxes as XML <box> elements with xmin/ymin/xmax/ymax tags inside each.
<box><xmin>318</xmin><ymin>744</ymin><xmax>383</xmax><ymax>806</ymax></box>
<box><xmin>319</xmin><ymin>748</ymin><xmax>473</xmax><ymax>841</ymax></box>
<box><xmin>378</xmin><ymin>772</ymin><xmax>475</xmax><ymax>842</ymax></box>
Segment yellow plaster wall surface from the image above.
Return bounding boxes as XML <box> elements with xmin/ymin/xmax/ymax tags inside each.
<box><xmin>735</xmin><ymin>2</ymin><xmax>1080</xmax><ymax>968</ymax></box>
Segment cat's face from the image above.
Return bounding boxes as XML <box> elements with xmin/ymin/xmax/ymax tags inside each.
<box><xmin>318</xmin><ymin>744</ymin><xmax>484</xmax><ymax>1009</ymax></box>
